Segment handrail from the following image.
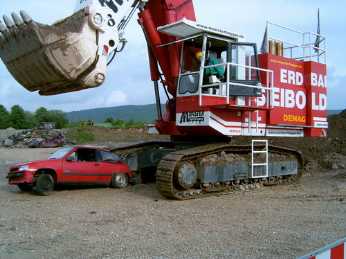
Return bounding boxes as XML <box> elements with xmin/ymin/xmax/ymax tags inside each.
<box><xmin>198</xmin><ymin>62</ymin><xmax>274</xmax><ymax>108</ymax></box>
<box><xmin>266</xmin><ymin>21</ymin><xmax>326</xmax><ymax>63</ymax></box>
<box><xmin>179</xmin><ymin>71</ymin><xmax>201</xmax><ymax>76</ymax></box>
<box><xmin>267</xmin><ymin>21</ymin><xmax>326</xmax><ymax>39</ymax></box>
<box><xmin>204</xmin><ymin>62</ymin><xmax>273</xmax><ymax>73</ymax></box>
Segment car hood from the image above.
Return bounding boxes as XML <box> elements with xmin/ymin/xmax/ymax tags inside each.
<box><xmin>11</xmin><ymin>159</ymin><xmax>61</xmax><ymax>169</ymax></box>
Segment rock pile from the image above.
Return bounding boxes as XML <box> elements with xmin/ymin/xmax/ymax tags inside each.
<box><xmin>0</xmin><ymin>129</ymin><xmax>65</xmax><ymax>148</ymax></box>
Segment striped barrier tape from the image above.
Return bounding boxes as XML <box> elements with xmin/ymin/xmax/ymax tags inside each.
<box><xmin>299</xmin><ymin>238</ymin><xmax>346</xmax><ymax>259</ymax></box>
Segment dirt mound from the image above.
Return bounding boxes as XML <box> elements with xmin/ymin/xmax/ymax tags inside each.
<box><xmin>65</xmin><ymin>126</ymin><xmax>169</xmax><ymax>146</ymax></box>
<box><xmin>328</xmin><ymin>109</ymin><xmax>346</xmax><ymax>139</ymax></box>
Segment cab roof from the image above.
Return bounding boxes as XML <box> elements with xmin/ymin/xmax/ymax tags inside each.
<box><xmin>158</xmin><ymin>18</ymin><xmax>244</xmax><ymax>41</ymax></box>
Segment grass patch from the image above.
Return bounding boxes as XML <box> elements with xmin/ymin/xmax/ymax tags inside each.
<box><xmin>103</xmin><ymin>118</ymin><xmax>145</xmax><ymax>129</ymax></box>
<box><xmin>66</xmin><ymin>125</ymin><xmax>95</xmax><ymax>144</ymax></box>
<box><xmin>94</xmin><ymin>123</ymin><xmax>114</xmax><ymax>128</ymax></box>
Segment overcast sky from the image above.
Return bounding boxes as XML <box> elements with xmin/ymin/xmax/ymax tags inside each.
<box><xmin>0</xmin><ymin>0</ymin><xmax>345</xmax><ymax>112</ymax></box>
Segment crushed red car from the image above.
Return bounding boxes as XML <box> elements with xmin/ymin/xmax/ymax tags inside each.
<box><xmin>7</xmin><ymin>146</ymin><xmax>133</xmax><ymax>195</ymax></box>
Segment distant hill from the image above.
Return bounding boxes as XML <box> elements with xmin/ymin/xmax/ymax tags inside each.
<box><xmin>65</xmin><ymin>104</ymin><xmax>164</xmax><ymax>123</ymax></box>
<box><xmin>328</xmin><ymin>110</ymin><xmax>343</xmax><ymax>116</ymax></box>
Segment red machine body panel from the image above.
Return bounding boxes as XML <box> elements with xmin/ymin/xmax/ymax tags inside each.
<box><xmin>258</xmin><ymin>54</ymin><xmax>327</xmax><ymax>137</ymax></box>
<box><xmin>304</xmin><ymin>61</ymin><xmax>328</xmax><ymax>137</ymax></box>
<box><xmin>259</xmin><ymin>54</ymin><xmax>307</xmax><ymax>126</ymax></box>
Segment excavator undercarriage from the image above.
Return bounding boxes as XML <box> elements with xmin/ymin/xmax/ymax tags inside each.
<box><xmin>112</xmin><ymin>141</ymin><xmax>303</xmax><ymax>200</ymax></box>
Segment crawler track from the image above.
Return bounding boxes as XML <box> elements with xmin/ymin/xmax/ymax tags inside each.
<box><xmin>156</xmin><ymin>143</ymin><xmax>303</xmax><ymax>200</ymax></box>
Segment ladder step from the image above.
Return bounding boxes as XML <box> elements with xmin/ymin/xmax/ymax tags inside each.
<box><xmin>252</xmin><ymin>141</ymin><xmax>268</xmax><ymax>144</ymax></box>
<box><xmin>253</xmin><ymin>163</ymin><xmax>267</xmax><ymax>167</ymax></box>
<box><xmin>253</xmin><ymin>150</ymin><xmax>267</xmax><ymax>154</ymax></box>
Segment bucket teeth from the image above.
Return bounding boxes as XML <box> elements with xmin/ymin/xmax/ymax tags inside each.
<box><xmin>3</xmin><ymin>15</ymin><xmax>15</xmax><ymax>29</ymax></box>
<box><xmin>19</xmin><ymin>10</ymin><xmax>32</xmax><ymax>24</ymax></box>
<box><xmin>0</xmin><ymin>21</ymin><xmax>6</xmax><ymax>33</ymax></box>
<box><xmin>11</xmin><ymin>12</ymin><xmax>24</xmax><ymax>26</ymax></box>
<box><xmin>0</xmin><ymin>9</ymin><xmax>108</xmax><ymax>95</ymax></box>
<box><xmin>0</xmin><ymin>32</ymin><xmax>4</xmax><ymax>46</ymax></box>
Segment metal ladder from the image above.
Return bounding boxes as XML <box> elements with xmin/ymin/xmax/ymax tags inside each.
<box><xmin>251</xmin><ymin>140</ymin><xmax>269</xmax><ymax>178</ymax></box>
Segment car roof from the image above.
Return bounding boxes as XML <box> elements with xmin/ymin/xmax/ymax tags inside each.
<box><xmin>73</xmin><ymin>145</ymin><xmax>110</xmax><ymax>151</ymax></box>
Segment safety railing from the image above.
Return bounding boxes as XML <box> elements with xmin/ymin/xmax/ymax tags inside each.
<box><xmin>198</xmin><ymin>62</ymin><xmax>274</xmax><ymax>109</ymax></box>
<box><xmin>266</xmin><ymin>22</ymin><xmax>326</xmax><ymax>64</ymax></box>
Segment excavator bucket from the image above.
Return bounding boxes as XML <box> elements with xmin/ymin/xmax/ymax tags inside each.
<box><xmin>0</xmin><ymin>9</ymin><xmax>106</xmax><ymax>96</ymax></box>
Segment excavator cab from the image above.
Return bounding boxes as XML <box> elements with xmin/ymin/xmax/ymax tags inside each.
<box><xmin>158</xmin><ymin>19</ymin><xmax>262</xmax><ymax>99</ymax></box>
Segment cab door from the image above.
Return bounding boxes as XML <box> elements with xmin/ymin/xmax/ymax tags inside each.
<box><xmin>228</xmin><ymin>42</ymin><xmax>261</xmax><ymax>96</ymax></box>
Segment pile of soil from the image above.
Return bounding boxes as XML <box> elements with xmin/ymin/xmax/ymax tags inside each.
<box><xmin>328</xmin><ymin>109</ymin><xmax>346</xmax><ymax>139</ymax></box>
<box><xmin>76</xmin><ymin>127</ymin><xmax>168</xmax><ymax>144</ymax></box>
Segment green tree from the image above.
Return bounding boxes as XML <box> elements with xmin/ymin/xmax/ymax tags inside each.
<box><xmin>10</xmin><ymin>105</ymin><xmax>27</xmax><ymax>129</ymax></box>
<box><xmin>104</xmin><ymin>117</ymin><xmax>114</xmax><ymax>124</ymax></box>
<box><xmin>112</xmin><ymin>119</ymin><xmax>126</xmax><ymax>128</ymax></box>
<box><xmin>48</xmin><ymin>110</ymin><xmax>68</xmax><ymax>129</ymax></box>
<box><xmin>34</xmin><ymin>107</ymin><xmax>68</xmax><ymax>129</ymax></box>
<box><xmin>24</xmin><ymin>112</ymin><xmax>37</xmax><ymax>129</ymax></box>
<box><xmin>0</xmin><ymin>105</ymin><xmax>11</xmax><ymax>129</ymax></box>
<box><xmin>35</xmin><ymin>107</ymin><xmax>50</xmax><ymax>123</ymax></box>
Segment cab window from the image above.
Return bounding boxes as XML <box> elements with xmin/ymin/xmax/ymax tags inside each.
<box><xmin>178</xmin><ymin>44</ymin><xmax>202</xmax><ymax>95</ymax></box>
<box><xmin>230</xmin><ymin>43</ymin><xmax>260</xmax><ymax>84</ymax></box>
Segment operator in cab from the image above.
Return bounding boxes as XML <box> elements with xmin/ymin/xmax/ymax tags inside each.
<box><xmin>195</xmin><ymin>51</ymin><xmax>225</xmax><ymax>94</ymax></box>
<box><xmin>196</xmin><ymin>51</ymin><xmax>225</xmax><ymax>83</ymax></box>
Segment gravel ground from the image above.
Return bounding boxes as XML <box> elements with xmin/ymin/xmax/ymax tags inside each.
<box><xmin>0</xmin><ymin>148</ymin><xmax>346</xmax><ymax>259</ymax></box>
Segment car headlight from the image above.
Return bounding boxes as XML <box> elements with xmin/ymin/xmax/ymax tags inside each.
<box><xmin>18</xmin><ymin>165</ymin><xmax>29</xmax><ymax>172</ymax></box>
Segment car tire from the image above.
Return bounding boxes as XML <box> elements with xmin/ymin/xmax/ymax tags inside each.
<box><xmin>17</xmin><ymin>184</ymin><xmax>33</xmax><ymax>192</ymax></box>
<box><xmin>34</xmin><ymin>174</ymin><xmax>54</xmax><ymax>196</ymax></box>
<box><xmin>111</xmin><ymin>173</ymin><xmax>128</xmax><ymax>188</ymax></box>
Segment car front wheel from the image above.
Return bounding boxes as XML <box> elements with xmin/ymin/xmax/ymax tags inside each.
<box><xmin>34</xmin><ymin>174</ymin><xmax>54</xmax><ymax>196</ymax></box>
<box><xmin>111</xmin><ymin>173</ymin><xmax>128</xmax><ymax>188</ymax></box>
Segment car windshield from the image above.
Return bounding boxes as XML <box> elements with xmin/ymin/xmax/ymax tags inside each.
<box><xmin>49</xmin><ymin>147</ymin><xmax>73</xmax><ymax>160</ymax></box>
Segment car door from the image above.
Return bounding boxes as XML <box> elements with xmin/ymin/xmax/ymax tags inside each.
<box><xmin>62</xmin><ymin>148</ymin><xmax>102</xmax><ymax>184</ymax></box>
<box><xmin>95</xmin><ymin>150</ymin><xmax>118</xmax><ymax>184</ymax></box>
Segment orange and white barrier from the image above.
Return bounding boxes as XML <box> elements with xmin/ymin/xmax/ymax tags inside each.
<box><xmin>299</xmin><ymin>238</ymin><xmax>346</xmax><ymax>259</ymax></box>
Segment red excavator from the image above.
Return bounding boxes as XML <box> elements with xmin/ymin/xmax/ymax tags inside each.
<box><xmin>0</xmin><ymin>0</ymin><xmax>327</xmax><ymax>199</ymax></box>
